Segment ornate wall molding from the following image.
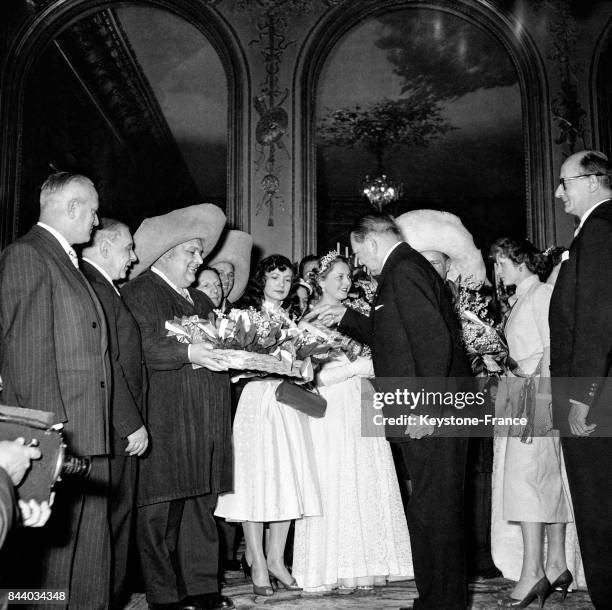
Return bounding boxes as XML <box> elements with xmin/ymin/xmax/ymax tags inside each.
<box><xmin>0</xmin><ymin>0</ymin><xmax>251</xmax><ymax>245</ymax></box>
<box><xmin>227</xmin><ymin>0</ymin><xmax>348</xmax><ymax>227</ymax></box>
<box><xmin>293</xmin><ymin>0</ymin><xmax>555</xmax><ymax>254</ymax></box>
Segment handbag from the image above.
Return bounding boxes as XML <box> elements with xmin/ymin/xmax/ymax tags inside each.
<box><xmin>275</xmin><ymin>380</ymin><xmax>327</xmax><ymax>418</ymax></box>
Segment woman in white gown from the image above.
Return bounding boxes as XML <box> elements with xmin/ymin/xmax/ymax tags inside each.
<box><xmin>490</xmin><ymin>238</ymin><xmax>583</xmax><ymax>607</ymax></box>
<box><xmin>215</xmin><ymin>255</ymin><xmax>321</xmax><ymax>596</ymax></box>
<box><xmin>292</xmin><ymin>252</ymin><xmax>413</xmax><ymax>593</ymax></box>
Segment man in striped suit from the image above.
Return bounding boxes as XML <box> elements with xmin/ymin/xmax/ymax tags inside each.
<box><xmin>82</xmin><ymin>218</ymin><xmax>148</xmax><ymax>608</ymax></box>
<box><xmin>0</xmin><ymin>172</ymin><xmax>112</xmax><ymax>609</ymax></box>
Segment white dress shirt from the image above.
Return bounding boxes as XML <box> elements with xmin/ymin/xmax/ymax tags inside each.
<box><xmin>82</xmin><ymin>257</ymin><xmax>121</xmax><ymax>296</ymax></box>
<box><xmin>37</xmin><ymin>222</ymin><xmax>78</xmax><ymax>268</ymax></box>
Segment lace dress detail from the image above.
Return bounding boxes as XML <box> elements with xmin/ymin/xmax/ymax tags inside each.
<box><xmin>292</xmin><ymin>354</ymin><xmax>413</xmax><ymax>591</ymax></box>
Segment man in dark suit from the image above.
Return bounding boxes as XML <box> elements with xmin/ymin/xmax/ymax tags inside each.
<box><xmin>122</xmin><ymin>205</ymin><xmax>234</xmax><ymax>610</ymax></box>
<box><xmin>0</xmin><ymin>172</ymin><xmax>111</xmax><ymax>608</ymax></box>
<box><xmin>81</xmin><ymin>218</ymin><xmax>148</xmax><ymax>608</ymax></box>
<box><xmin>310</xmin><ymin>214</ymin><xmax>470</xmax><ymax>609</ymax></box>
<box><xmin>549</xmin><ymin>150</ymin><xmax>612</xmax><ymax>609</ymax></box>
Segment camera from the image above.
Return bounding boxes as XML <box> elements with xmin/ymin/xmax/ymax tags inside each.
<box><xmin>0</xmin><ymin>405</ymin><xmax>91</xmax><ymax>502</ymax></box>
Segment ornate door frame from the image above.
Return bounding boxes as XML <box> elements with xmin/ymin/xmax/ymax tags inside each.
<box><xmin>0</xmin><ymin>0</ymin><xmax>251</xmax><ymax>246</ymax></box>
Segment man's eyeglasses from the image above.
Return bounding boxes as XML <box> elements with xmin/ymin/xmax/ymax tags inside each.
<box><xmin>559</xmin><ymin>173</ymin><xmax>606</xmax><ymax>190</ymax></box>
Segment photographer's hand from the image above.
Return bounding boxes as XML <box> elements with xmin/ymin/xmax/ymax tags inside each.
<box><xmin>125</xmin><ymin>425</ymin><xmax>149</xmax><ymax>456</ymax></box>
<box><xmin>19</xmin><ymin>498</ymin><xmax>51</xmax><ymax>527</ymax></box>
<box><xmin>0</xmin><ymin>438</ymin><xmax>41</xmax><ymax>485</ymax></box>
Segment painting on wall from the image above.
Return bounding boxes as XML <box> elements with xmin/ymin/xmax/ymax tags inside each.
<box><xmin>316</xmin><ymin>7</ymin><xmax>524</xmax><ymax>255</ymax></box>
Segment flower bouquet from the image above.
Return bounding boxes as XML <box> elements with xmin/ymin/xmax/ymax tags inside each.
<box><xmin>165</xmin><ymin>308</ymin><xmax>339</xmax><ymax>377</ymax></box>
<box><xmin>450</xmin><ymin>277</ymin><xmax>517</xmax><ymax>377</ymax></box>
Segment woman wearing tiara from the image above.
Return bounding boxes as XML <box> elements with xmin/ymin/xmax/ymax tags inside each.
<box><xmin>215</xmin><ymin>254</ymin><xmax>321</xmax><ymax>597</ymax></box>
<box><xmin>292</xmin><ymin>251</ymin><xmax>413</xmax><ymax>593</ymax></box>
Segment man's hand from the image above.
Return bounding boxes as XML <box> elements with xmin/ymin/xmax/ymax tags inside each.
<box><xmin>0</xmin><ymin>438</ymin><xmax>41</xmax><ymax>485</ymax></box>
<box><xmin>404</xmin><ymin>422</ymin><xmax>435</xmax><ymax>440</ymax></box>
<box><xmin>19</xmin><ymin>498</ymin><xmax>52</xmax><ymax>527</ymax></box>
<box><xmin>303</xmin><ymin>304</ymin><xmax>347</xmax><ymax>327</ymax></box>
<box><xmin>568</xmin><ymin>400</ymin><xmax>597</xmax><ymax>436</ymax></box>
<box><xmin>125</xmin><ymin>425</ymin><xmax>149</xmax><ymax>456</ymax></box>
<box><xmin>189</xmin><ymin>343</ymin><xmax>230</xmax><ymax>371</ymax></box>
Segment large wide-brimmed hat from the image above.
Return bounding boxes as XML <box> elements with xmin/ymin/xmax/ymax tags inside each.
<box><xmin>395</xmin><ymin>209</ymin><xmax>487</xmax><ymax>286</ymax></box>
<box><xmin>130</xmin><ymin>204</ymin><xmax>226</xmax><ymax>278</ymax></box>
<box><xmin>207</xmin><ymin>230</ymin><xmax>253</xmax><ymax>303</ymax></box>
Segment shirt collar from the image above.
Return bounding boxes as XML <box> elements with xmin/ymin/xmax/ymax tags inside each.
<box><xmin>82</xmin><ymin>257</ymin><xmax>120</xmax><ymax>295</ymax></box>
<box><xmin>575</xmin><ymin>198</ymin><xmax>610</xmax><ymax>235</ymax></box>
<box><xmin>37</xmin><ymin>222</ymin><xmax>74</xmax><ymax>257</ymax></box>
<box><xmin>381</xmin><ymin>240</ymin><xmax>403</xmax><ymax>272</ymax></box>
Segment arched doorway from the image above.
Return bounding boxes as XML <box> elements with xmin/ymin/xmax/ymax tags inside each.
<box><xmin>294</xmin><ymin>0</ymin><xmax>553</xmax><ymax>255</ymax></box>
<box><xmin>591</xmin><ymin>17</ymin><xmax>612</xmax><ymax>156</ymax></box>
<box><xmin>0</xmin><ymin>0</ymin><xmax>249</xmax><ymax>245</ymax></box>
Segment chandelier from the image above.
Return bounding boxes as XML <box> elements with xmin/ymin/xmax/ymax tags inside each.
<box><xmin>361</xmin><ymin>174</ymin><xmax>402</xmax><ymax>211</ymax></box>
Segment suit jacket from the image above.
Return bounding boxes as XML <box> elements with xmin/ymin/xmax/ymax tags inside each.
<box><xmin>549</xmin><ymin>199</ymin><xmax>612</xmax><ymax>434</ymax></box>
<box><xmin>81</xmin><ymin>261</ymin><xmax>144</xmax><ymax>452</ymax></box>
<box><xmin>122</xmin><ymin>270</ymin><xmax>232</xmax><ymax>505</ymax></box>
<box><xmin>0</xmin><ymin>226</ymin><xmax>110</xmax><ymax>456</ymax></box>
<box><xmin>340</xmin><ymin>242</ymin><xmax>471</xmax><ymax>439</ymax></box>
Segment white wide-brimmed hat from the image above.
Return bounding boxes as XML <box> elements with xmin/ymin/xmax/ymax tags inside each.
<box><xmin>130</xmin><ymin>204</ymin><xmax>226</xmax><ymax>278</ymax></box>
<box><xmin>207</xmin><ymin>230</ymin><xmax>253</xmax><ymax>303</ymax></box>
<box><xmin>395</xmin><ymin>209</ymin><xmax>487</xmax><ymax>286</ymax></box>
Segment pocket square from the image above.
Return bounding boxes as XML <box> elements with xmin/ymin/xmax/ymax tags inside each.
<box><xmin>374</xmin><ymin>304</ymin><xmax>384</xmax><ymax>310</ymax></box>
<box><xmin>561</xmin><ymin>250</ymin><xmax>570</xmax><ymax>262</ymax></box>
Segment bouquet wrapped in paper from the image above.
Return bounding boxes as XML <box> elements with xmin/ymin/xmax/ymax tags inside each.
<box><xmin>165</xmin><ymin>308</ymin><xmax>340</xmax><ymax>378</ymax></box>
<box><xmin>450</xmin><ymin>277</ymin><xmax>517</xmax><ymax>377</ymax></box>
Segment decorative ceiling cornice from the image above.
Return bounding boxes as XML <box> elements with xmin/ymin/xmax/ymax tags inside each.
<box><xmin>56</xmin><ymin>8</ymin><xmax>178</xmax><ymax>148</ymax></box>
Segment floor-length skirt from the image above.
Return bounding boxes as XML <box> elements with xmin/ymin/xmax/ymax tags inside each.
<box><xmin>215</xmin><ymin>379</ymin><xmax>321</xmax><ymax>522</ymax></box>
<box><xmin>292</xmin><ymin>375</ymin><xmax>413</xmax><ymax>592</ymax></box>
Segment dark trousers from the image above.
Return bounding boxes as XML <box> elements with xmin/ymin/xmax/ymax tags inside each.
<box><xmin>138</xmin><ymin>494</ymin><xmax>219</xmax><ymax>604</ymax></box>
<box><xmin>13</xmin><ymin>457</ymin><xmax>112</xmax><ymax>610</ymax></box>
<box><xmin>396</xmin><ymin>437</ymin><xmax>468</xmax><ymax>610</ymax></box>
<box><xmin>561</xmin><ymin>437</ymin><xmax>612</xmax><ymax>609</ymax></box>
<box><xmin>465</xmin><ymin>437</ymin><xmax>498</xmax><ymax>576</ymax></box>
<box><xmin>109</xmin><ymin>450</ymin><xmax>138</xmax><ymax>608</ymax></box>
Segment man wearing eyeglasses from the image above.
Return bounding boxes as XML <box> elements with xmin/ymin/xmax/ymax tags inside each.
<box><xmin>549</xmin><ymin>150</ymin><xmax>612</xmax><ymax>609</ymax></box>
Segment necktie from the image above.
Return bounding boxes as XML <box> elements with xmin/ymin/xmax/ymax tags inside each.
<box><xmin>181</xmin><ymin>288</ymin><xmax>194</xmax><ymax>306</ymax></box>
<box><xmin>67</xmin><ymin>248</ymin><xmax>79</xmax><ymax>269</ymax></box>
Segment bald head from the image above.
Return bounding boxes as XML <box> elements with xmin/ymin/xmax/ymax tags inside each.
<box><xmin>39</xmin><ymin>172</ymin><xmax>99</xmax><ymax>245</ymax></box>
<box><xmin>82</xmin><ymin>218</ymin><xmax>136</xmax><ymax>281</ymax></box>
<box><xmin>556</xmin><ymin>151</ymin><xmax>612</xmax><ymax>219</ymax></box>
<box><xmin>420</xmin><ymin>250</ymin><xmax>450</xmax><ymax>280</ymax></box>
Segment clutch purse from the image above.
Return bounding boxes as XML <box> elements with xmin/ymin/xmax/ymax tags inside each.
<box><xmin>275</xmin><ymin>380</ymin><xmax>327</xmax><ymax>418</ymax></box>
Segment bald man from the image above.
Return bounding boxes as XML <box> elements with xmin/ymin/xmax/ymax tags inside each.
<box><xmin>0</xmin><ymin>172</ymin><xmax>111</xmax><ymax>608</ymax></box>
<box><xmin>550</xmin><ymin>150</ymin><xmax>612</xmax><ymax>608</ymax></box>
<box><xmin>82</xmin><ymin>218</ymin><xmax>148</xmax><ymax>607</ymax></box>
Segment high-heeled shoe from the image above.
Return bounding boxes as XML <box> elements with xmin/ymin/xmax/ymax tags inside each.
<box><xmin>549</xmin><ymin>569</ymin><xmax>573</xmax><ymax>600</ymax></box>
<box><xmin>268</xmin><ymin>568</ymin><xmax>302</xmax><ymax>591</ymax></box>
<box><xmin>241</xmin><ymin>557</ymin><xmax>274</xmax><ymax>596</ymax></box>
<box><xmin>497</xmin><ymin>576</ymin><xmax>551</xmax><ymax>608</ymax></box>
<box><xmin>252</xmin><ymin>582</ymin><xmax>274</xmax><ymax>597</ymax></box>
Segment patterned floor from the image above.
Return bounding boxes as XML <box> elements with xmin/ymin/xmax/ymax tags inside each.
<box><xmin>125</xmin><ymin>572</ymin><xmax>595</xmax><ymax>609</ymax></box>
